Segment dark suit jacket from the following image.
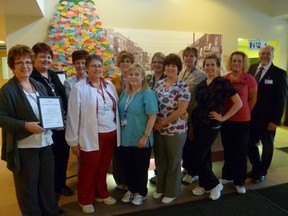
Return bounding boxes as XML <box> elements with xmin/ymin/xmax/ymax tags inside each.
<box><xmin>248</xmin><ymin>63</ymin><xmax>288</xmax><ymax>127</ymax></box>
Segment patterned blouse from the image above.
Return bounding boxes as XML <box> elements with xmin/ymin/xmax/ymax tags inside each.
<box><xmin>191</xmin><ymin>76</ymin><xmax>237</xmax><ymax>128</ymax></box>
<box><xmin>154</xmin><ymin>78</ymin><xmax>191</xmax><ymax>136</ymax></box>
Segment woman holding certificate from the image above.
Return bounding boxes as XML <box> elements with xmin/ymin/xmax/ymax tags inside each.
<box><xmin>30</xmin><ymin>42</ymin><xmax>72</xmax><ymax>201</ymax></box>
<box><xmin>0</xmin><ymin>45</ymin><xmax>61</xmax><ymax>215</ymax></box>
<box><xmin>65</xmin><ymin>54</ymin><xmax>120</xmax><ymax>214</ymax></box>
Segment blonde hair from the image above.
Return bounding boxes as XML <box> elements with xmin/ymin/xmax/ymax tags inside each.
<box><xmin>226</xmin><ymin>51</ymin><xmax>249</xmax><ymax>72</ymax></box>
<box><xmin>125</xmin><ymin>64</ymin><xmax>149</xmax><ymax>95</ymax></box>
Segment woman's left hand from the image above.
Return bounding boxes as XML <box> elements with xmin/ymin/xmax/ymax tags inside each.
<box><xmin>137</xmin><ymin>136</ymin><xmax>147</xmax><ymax>148</ymax></box>
<box><xmin>180</xmin><ymin>112</ymin><xmax>189</xmax><ymax>121</ymax></box>
<box><xmin>209</xmin><ymin>111</ymin><xmax>225</xmax><ymax>122</ymax></box>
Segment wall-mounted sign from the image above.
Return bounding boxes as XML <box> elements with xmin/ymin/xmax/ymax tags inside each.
<box><xmin>248</xmin><ymin>40</ymin><xmax>268</xmax><ymax>50</ymax></box>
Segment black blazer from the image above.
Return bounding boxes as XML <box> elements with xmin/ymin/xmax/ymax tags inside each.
<box><xmin>0</xmin><ymin>76</ymin><xmax>48</xmax><ymax>173</ymax></box>
<box><xmin>31</xmin><ymin>68</ymin><xmax>68</xmax><ymax>113</ymax></box>
<box><xmin>248</xmin><ymin>63</ymin><xmax>288</xmax><ymax>127</ymax></box>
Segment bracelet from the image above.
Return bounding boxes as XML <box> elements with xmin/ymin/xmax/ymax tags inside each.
<box><xmin>143</xmin><ymin>133</ymin><xmax>148</xmax><ymax>138</ymax></box>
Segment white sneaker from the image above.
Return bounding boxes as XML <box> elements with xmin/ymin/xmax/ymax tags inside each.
<box><xmin>79</xmin><ymin>204</ymin><xmax>94</xmax><ymax>213</ymax></box>
<box><xmin>235</xmin><ymin>185</ymin><xmax>246</xmax><ymax>194</ymax></box>
<box><xmin>182</xmin><ymin>174</ymin><xmax>199</xmax><ymax>184</ymax></box>
<box><xmin>95</xmin><ymin>196</ymin><xmax>116</xmax><ymax>205</ymax></box>
<box><xmin>192</xmin><ymin>186</ymin><xmax>206</xmax><ymax>196</ymax></box>
<box><xmin>220</xmin><ymin>179</ymin><xmax>233</xmax><ymax>184</ymax></box>
<box><xmin>152</xmin><ymin>192</ymin><xmax>164</xmax><ymax>199</ymax></box>
<box><xmin>121</xmin><ymin>191</ymin><xmax>133</xmax><ymax>203</ymax></box>
<box><xmin>131</xmin><ymin>193</ymin><xmax>146</xmax><ymax>205</ymax></box>
<box><xmin>209</xmin><ymin>183</ymin><xmax>223</xmax><ymax>200</ymax></box>
<box><xmin>161</xmin><ymin>196</ymin><xmax>176</xmax><ymax>204</ymax></box>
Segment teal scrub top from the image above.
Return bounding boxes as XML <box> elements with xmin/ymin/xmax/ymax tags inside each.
<box><xmin>118</xmin><ymin>88</ymin><xmax>158</xmax><ymax>148</ymax></box>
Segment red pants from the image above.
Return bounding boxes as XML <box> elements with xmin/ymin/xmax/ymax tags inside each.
<box><xmin>78</xmin><ymin>130</ymin><xmax>117</xmax><ymax>205</ymax></box>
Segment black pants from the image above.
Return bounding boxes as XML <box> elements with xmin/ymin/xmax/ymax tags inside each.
<box><xmin>248</xmin><ymin>125</ymin><xmax>276</xmax><ymax>177</ymax></box>
<box><xmin>221</xmin><ymin>121</ymin><xmax>250</xmax><ymax>186</ymax></box>
<box><xmin>14</xmin><ymin>146</ymin><xmax>59</xmax><ymax>216</ymax></box>
<box><xmin>122</xmin><ymin>146</ymin><xmax>151</xmax><ymax>196</ymax></box>
<box><xmin>112</xmin><ymin>146</ymin><xmax>127</xmax><ymax>186</ymax></box>
<box><xmin>192</xmin><ymin>125</ymin><xmax>219</xmax><ymax>190</ymax></box>
<box><xmin>182</xmin><ymin>137</ymin><xmax>199</xmax><ymax>176</ymax></box>
<box><xmin>52</xmin><ymin>130</ymin><xmax>70</xmax><ymax>193</ymax></box>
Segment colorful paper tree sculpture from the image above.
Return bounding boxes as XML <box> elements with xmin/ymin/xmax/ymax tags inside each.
<box><xmin>47</xmin><ymin>0</ymin><xmax>119</xmax><ymax>79</ymax></box>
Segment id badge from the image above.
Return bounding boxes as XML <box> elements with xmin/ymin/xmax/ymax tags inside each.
<box><xmin>121</xmin><ymin>119</ymin><xmax>127</xmax><ymax>126</ymax></box>
<box><xmin>265</xmin><ymin>79</ymin><xmax>273</xmax><ymax>84</ymax></box>
<box><xmin>103</xmin><ymin>104</ymin><xmax>110</xmax><ymax>111</ymax></box>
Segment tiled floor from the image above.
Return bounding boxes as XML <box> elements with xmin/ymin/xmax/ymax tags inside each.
<box><xmin>0</xmin><ymin>126</ymin><xmax>287</xmax><ymax>216</ymax></box>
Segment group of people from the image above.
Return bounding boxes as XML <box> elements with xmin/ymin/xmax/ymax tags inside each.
<box><xmin>0</xmin><ymin>43</ymin><xmax>287</xmax><ymax>215</ymax></box>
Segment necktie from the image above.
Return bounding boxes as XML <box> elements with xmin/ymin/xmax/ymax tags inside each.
<box><xmin>255</xmin><ymin>67</ymin><xmax>264</xmax><ymax>82</ymax></box>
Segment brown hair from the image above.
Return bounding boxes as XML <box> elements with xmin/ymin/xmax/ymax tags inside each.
<box><xmin>32</xmin><ymin>42</ymin><xmax>53</xmax><ymax>58</ymax></box>
<box><xmin>117</xmin><ymin>51</ymin><xmax>134</xmax><ymax>67</ymax></box>
<box><xmin>164</xmin><ymin>53</ymin><xmax>183</xmax><ymax>74</ymax></box>
<box><xmin>203</xmin><ymin>54</ymin><xmax>221</xmax><ymax>68</ymax></box>
<box><xmin>72</xmin><ymin>50</ymin><xmax>89</xmax><ymax>63</ymax></box>
<box><xmin>7</xmin><ymin>44</ymin><xmax>34</xmax><ymax>70</ymax></box>
<box><xmin>183</xmin><ymin>46</ymin><xmax>198</xmax><ymax>66</ymax></box>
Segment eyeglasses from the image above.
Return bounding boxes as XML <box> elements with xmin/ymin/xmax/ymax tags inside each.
<box><xmin>120</xmin><ymin>60</ymin><xmax>132</xmax><ymax>64</ymax></box>
<box><xmin>88</xmin><ymin>64</ymin><xmax>102</xmax><ymax>69</ymax></box>
<box><xmin>15</xmin><ymin>61</ymin><xmax>33</xmax><ymax>67</ymax></box>
<box><xmin>152</xmin><ymin>61</ymin><xmax>164</xmax><ymax>64</ymax></box>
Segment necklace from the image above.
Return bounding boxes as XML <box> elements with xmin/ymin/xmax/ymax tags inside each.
<box><xmin>21</xmin><ymin>82</ymin><xmax>38</xmax><ymax>104</ymax></box>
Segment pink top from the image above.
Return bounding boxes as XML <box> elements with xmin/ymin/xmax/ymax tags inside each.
<box><xmin>222</xmin><ymin>72</ymin><xmax>257</xmax><ymax>122</ymax></box>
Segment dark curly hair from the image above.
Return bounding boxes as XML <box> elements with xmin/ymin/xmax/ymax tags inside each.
<box><xmin>163</xmin><ymin>53</ymin><xmax>183</xmax><ymax>74</ymax></box>
<box><xmin>72</xmin><ymin>50</ymin><xmax>89</xmax><ymax>64</ymax></box>
<box><xmin>32</xmin><ymin>42</ymin><xmax>53</xmax><ymax>58</ymax></box>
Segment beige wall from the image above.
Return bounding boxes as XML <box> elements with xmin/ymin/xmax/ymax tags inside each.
<box><xmin>4</xmin><ymin>0</ymin><xmax>288</xmax><ymax>72</ymax></box>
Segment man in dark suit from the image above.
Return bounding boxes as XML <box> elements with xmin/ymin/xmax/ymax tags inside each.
<box><xmin>247</xmin><ymin>45</ymin><xmax>288</xmax><ymax>183</ymax></box>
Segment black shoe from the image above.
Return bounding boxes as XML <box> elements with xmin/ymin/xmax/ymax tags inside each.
<box><xmin>246</xmin><ymin>171</ymin><xmax>255</xmax><ymax>179</ymax></box>
<box><xmin>55</xmin><ymin>192</ymin><xmax>61</xmax><ymax>201</ymax></box>
<box><xmin>61</xmin><ymin>185</ymin><xmax>73</xmax><ymax>196</ymax></box>
<box><xmin>149</xmin><ymin>176</ymin><xmax>157</xmax><ymax>185</ymax></box>
<box><xmin>252</xmin><ymin>175</ymin><xmax>266</xmax><ymax>183</ymax></box>
<box><xmin>57</xmin><ymin>209</ymin><xmax>66</xmax><ymax>216</ymax></box>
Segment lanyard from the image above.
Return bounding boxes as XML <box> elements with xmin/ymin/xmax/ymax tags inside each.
<box><xmin>123</xmin><ymin>89</ymin><xmax>140</xmax><ymax>118</ymax></box>
<box><xmin>88</xmin><ymin>77</ymin><xmax>117</xmax><ymax>119</ymax></box>
<box><xmin>41</xmin><ymin>74</ymin><xmax>56</xmax><ymax>96</ymax></box>
<box><xmin>97</xmin><ymin>81</ymin><xmax>107</xmax><ymax>108</ymax></box>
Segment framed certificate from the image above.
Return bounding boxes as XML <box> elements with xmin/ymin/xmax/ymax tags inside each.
<box><xmin>37</xmin><ymin>96</ymin><xmax>65</xmax><ymax>129</ymax></box>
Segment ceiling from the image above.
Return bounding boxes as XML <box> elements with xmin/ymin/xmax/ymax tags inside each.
<box><xmin>0</xmin><ymin>0</ymin><xmax>44</xmax><ymax>16</ymax></box>
<box><xmin>238</xmin><ymin>0</ymin><xmax>288</xmax><ymax>19</ymax></box>
<box><xmin>1</xmin><ymin>0</ymin><xmax>288</xmax><ymax>18</ymax></box>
